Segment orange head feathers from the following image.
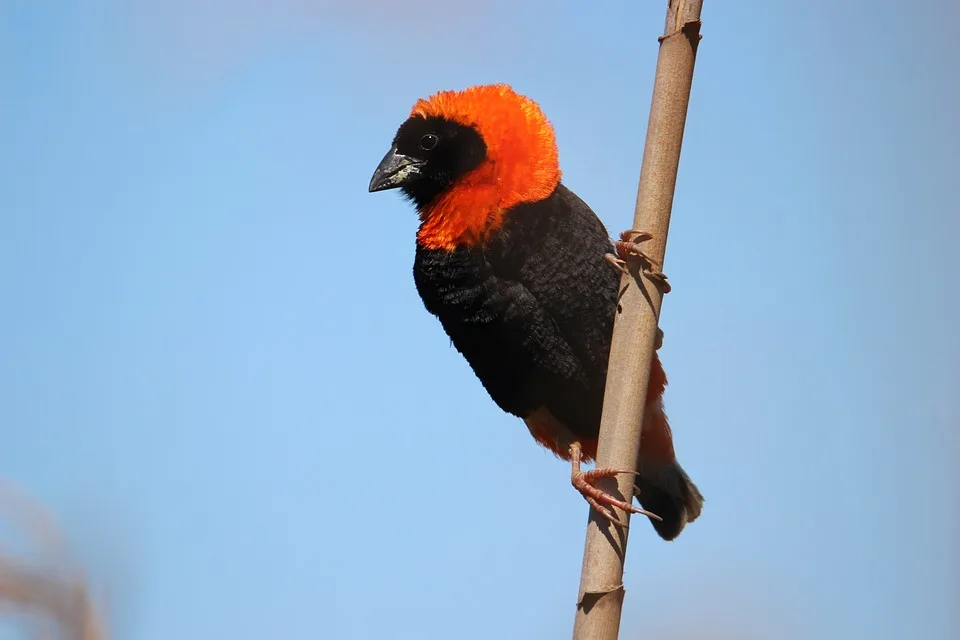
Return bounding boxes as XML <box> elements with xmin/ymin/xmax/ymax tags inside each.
<box><xmin>369</xmin><ymin>84</ymin><xmax>562</xmax><ymax>250</ymax></box>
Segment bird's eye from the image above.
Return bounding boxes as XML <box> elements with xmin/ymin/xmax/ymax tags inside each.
<box><xmin>419</xmin><ymin>133</ymin><xmax>439</xmax><ymax>151</ymax></box>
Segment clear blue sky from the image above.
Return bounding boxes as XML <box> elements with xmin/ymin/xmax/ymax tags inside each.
<box><xmin>1</xmin><ymin>1</ymin><xmax>957</xmax><ymax>638</ymax></box>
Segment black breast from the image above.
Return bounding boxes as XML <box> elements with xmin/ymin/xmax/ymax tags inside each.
<box><xmin>412</xmin><ymin>183</ymin><xmax>620</xmax><ymax>439</ymax></box>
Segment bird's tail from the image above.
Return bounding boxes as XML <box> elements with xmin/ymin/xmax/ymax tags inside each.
<box><xmin>633</xmin><ymin>400</ymin><xmax>703</xmax><ymax>541</ymax></box>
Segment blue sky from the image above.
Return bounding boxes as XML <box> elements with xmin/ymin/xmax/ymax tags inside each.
<box><xmin>1</xmin><ymin>1</ymin><xmax>957</xmax><ymax>638</ymax></box>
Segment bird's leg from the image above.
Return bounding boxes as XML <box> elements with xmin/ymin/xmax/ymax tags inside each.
<box><xmin>569</xmin><ymin>442</ymin><xmax>661</xmax><ymax>527</ymax></box>
<box><xmin>604</xmin><ymin>229</ymin><xmax>672</xmax><ymax>294</ymax></box>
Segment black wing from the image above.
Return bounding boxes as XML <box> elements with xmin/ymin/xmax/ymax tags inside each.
<box><xmin>413</xmin><ymin>239</ymin><xmax>593</xmax><ymax>421</ymax></box>
<box><xmin>482</xmin><ymin>183</ymin><xmax>620</xmax><ymax>437</ymax></box>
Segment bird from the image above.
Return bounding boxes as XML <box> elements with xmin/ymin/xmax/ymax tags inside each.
<box><xmin>368</xmin><ymin>83</ymin><xmax>702</xmax><ymax>540</ymax></box>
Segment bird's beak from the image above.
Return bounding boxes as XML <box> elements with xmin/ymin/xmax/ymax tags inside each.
<box><xmin>368</xmin><ymin>145</ymin><xmax>425</xmax><ymax>192</ymax></box>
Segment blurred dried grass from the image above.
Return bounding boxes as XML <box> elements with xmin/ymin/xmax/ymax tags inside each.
<box><xmin>0</xmin><ymin>482</ymin><xmax>104</xmax><ymax>640</ymax></box>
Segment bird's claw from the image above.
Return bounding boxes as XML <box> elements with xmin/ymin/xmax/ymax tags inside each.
<box><xmin>604</xmin><ymin>253</ymin><xmax>631</xmax><ymax>277</ymax></box>
<box><xmin>604</xmin><ymin>229</ymin><xmax>672</xmax><ymax>294</ymax></box>
<box><xmin>569</xmin><ymin>443</ymin><xmax>662</xmax><ymax>528</ymax></box>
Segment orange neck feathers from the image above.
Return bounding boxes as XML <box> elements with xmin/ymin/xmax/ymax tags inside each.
<box><xmin>411</xmin><ymin>84</ymin><xmax>561</xmax><ymax>251</ymax></box>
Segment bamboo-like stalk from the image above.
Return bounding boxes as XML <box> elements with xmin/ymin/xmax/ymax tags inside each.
<box><xmin>572</xmin><ymin>1</ymin><xmax>704</xmax><ymax>638</ymax></box>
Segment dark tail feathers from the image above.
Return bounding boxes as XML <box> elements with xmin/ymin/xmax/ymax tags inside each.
<box><xmin>634</xmin><ymin>459</ymin><xmax>703</xmax><ymax>541</ymax></box>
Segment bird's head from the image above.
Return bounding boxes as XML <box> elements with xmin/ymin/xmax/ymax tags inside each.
<box><xmin>368</xmin><ymin>112</ymin><xmax>488</xmax><ymax>209</ymax></box>
<box><xmin>369</xmin><ymin>84</ymin><xmax>562</xmax><ymax>246</ymax></box>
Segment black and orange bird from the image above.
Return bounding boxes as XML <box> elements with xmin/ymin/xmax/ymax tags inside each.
<box><xmin>368</xmin><ymin>84</ymin><xmax>702</xmax><ymax>540</ymax></box>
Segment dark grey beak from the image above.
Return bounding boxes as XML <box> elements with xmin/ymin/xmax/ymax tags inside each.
<box><xmin>368</xmin><ymin>146</ymin><xmax>425</xmax><ymax>192</ymax></box>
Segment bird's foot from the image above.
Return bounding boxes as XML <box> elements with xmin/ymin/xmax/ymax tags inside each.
<box><xmin>603</xmin><ymin>229</ymin><xmax>672</xmax><ymax>294</ymax></box>
<box><xmin>569</xmin><ymin>442</ymin><xmax>662</xmax><ymax>527</ymax></box>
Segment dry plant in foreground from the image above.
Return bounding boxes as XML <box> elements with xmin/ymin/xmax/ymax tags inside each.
<box><xmin>0</xmin><ymin>482</ymin><xmax>105</xmax><ymax>640</ymax></box>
